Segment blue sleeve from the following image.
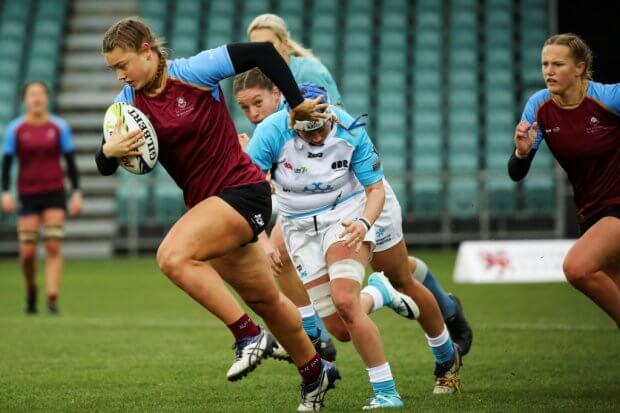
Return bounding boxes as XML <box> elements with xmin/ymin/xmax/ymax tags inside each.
<box><xmin>114</xmin><ymin>86</ymin><xmax>134</xmax><ymax>104</ymax></box>
<box><xmin>169</xmin><ymin>46</ymin><xmax>235</xmax><ymax>89</ymax></box>
<box><xmin>520</xmin><ymin>89</ymin><xmax>548</xmax><ymax>151</ymax></box>
<box><xmin>2</xmin><ymin>118</ymin><xmax>22</xmax><ymax>155</ymax></box>
<box><xmin>246</xmin><ymin>119</ymin><xmax>282</xmax><ymax>172</ymax></box>
<box><xmin>51</xmin><ymin>116</ymin><xmax>74</xmax><ymax>153</ymax></box>
<box><xmin>588</xmin><ymin>81</ymin><xmax>620</xmax><ymax>116</ymax></box>
<box><xmin>350</xmin><ymin>130</ymin><xmax>383</xmax><ymax>186</ymax></box>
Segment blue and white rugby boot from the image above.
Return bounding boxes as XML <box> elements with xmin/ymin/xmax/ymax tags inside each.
<box><xmin>368</xmin><ymin>272</ymin><xmax>419</xmax><ymax>319</ymax></box>
<box><xmin>362</xmin><ymin>392</ymin><xmax>404</xmax><ymax>410</ymax></box>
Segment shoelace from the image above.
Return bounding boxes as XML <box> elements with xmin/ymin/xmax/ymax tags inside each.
<box><xmin>232</xmin><ymin>336</ymin><xmax>254</xmax><ymax>361</ymax></box>
<box><xmin>435</xmin><ymin>373</ymin><xmax>461</xmax><ymax>392</ymax></box>
<box><xmin>300</xmin><ymin>372</ymin><xmax>326</xmax><ymax>409</ymax></box>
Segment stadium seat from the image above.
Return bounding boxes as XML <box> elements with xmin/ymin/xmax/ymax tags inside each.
<box><xmin>381</xmin><ymin>153</ymin><xmax>407</xmax><ymax>176</ymax></box>
<box><xmin>412</xmin><ymin>178</ymin><xmax>443</xmax><ymax>218</ymax></box>
<box><xmin>116</xmin><ymin>183</ymin><xmax>149</xmax><ymax>225</ymax></box>
<box><xmin>385</xmin><ymin>178</ymin><xmax>407</xmax><ymax>210</ymax></box>
<box><xmin>487</xmin><ymin>176</ymin><xmax>517</xmax><ymax>216</ymax></box>
<box><xmin>154</xmin><ymin>183</ymin><xmax>185</xmax><ymax>224</ymax></box>
<box><xmin>448</xmin><ymin>153</ymin><xmax>478</xmax><ymax>173</ymax></box>
<box><xmin>413</xmin><ymin>155</ymin><xmax>442</xmax><ymax>174</ymax></box>
<box><xmin>524</xmin><ymin>175</ymin><xmax>556</xmax><ymax>215</ymax></box>
<box><xmin>448</xmin><ymin>177</ymin><xmax>479</xmax><ymax>218</ymax></box>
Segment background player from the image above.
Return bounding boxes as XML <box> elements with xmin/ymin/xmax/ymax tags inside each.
<box><xmin>1</xmin><ymin>80</ymin><xmax>82</xmax><ymax>315</ymax></box>
<box><xmin>509</xmin><ymin>33</ymin><xmax>620</xmax><ymax>328</ymax></box>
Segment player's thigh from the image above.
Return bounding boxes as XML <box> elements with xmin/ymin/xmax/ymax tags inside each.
<box><xmin>325</xmin><ymin>241</ymin><xmax>371</xmax><ymax>267</ymax></box>
<box><xmin>18</xmin><ymin>215</ymin><xmax>40</xmax><ymax>233</ymax></box>
<box><xmin>158</xmin><ymin>196</ymin><xmax>255</xmax><ymax>264</ymax></box>
<box><xmin>41</xmin><ymin>208</ymin><xmax>66</xmax><ymax>227</ymax></box>
<box><xmin>565</xmin><ymin>216</ymin><xmax>620</xmax><ymax>274</ymax></box>
<box><xmin>371</xmin><ymin>239</ymin><xmax>411</xmax><ymax>287</ymax></box>
<box><xmin>270</xmin><ymin>220</ymin><xmax>291</xmax><ymax>264</ymax></box>
<box><xmin>211</xmin><ymin>241</ymin><xmax>279</xmax><ymax>303</ymax></box>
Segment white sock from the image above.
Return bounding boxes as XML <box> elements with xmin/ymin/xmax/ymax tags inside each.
<box><xmin>425</xmin><ymin>324</ymin><xmax>450</xmax><ymax>347</ymax></box>
<box><xmin>361</xmin><ymin>285</ymin><xmax>384</xmax><ymax>312</ymax></box>
<box><xmin>298</xmin><ymin>304</ymin><xmax>316</xmax><ymax>319</ymax></box>
<box><xmin>412</xmin><ymin>258</ymin><xmax>428</xmax><ymax>283</ymax></box>
<box><xmin>367</xmin><ymin>362</ymin><xmax>393</xmax><ymax>383</ymax></box>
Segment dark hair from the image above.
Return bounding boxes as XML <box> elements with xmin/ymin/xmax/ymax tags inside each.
<box><xmin>22</xmin><ymin>80</ymin><xmax>49</xmax><ymax>100</ymax></box>
<box><xmin>544</xmin><ymin>33</ymin><xmax>593</xmax><ymax>80</ymax></box>
<box><xmin>233</xmin><ymin>68</ymin><xmax>275</xmax><ymax>95</ymax></box>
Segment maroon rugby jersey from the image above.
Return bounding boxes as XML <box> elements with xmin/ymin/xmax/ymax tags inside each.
<box><xmin>522</xmin><ymin>82</ymin><xmax>620</xmax><ymax>221</ymax></box>
<box><xmin>3</xmin><ymin>115</ymin><xmax>74</xmax><ymax>196</ymax></box>
<box><xmin>115</xmin><ymin>47</ymin><xmax>264</xmax><ymax>208</ymax></box>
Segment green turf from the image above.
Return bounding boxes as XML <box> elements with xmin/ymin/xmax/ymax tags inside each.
<box><xmin>0</xmin><ymin>250</ymin><xmax>618</xmax><ymax>412</ymax></box>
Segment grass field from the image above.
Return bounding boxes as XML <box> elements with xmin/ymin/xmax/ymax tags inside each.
<box><xmin>0</xmin><ymin>250</ymin><xmax>618</xmax><ymax>412</ymax></box>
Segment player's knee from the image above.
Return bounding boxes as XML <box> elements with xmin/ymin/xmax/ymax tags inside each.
<box><xmin>156</xmin><ymin>245</ymin><xmax>186</xmax><ymax>284</ymax></box>
<box><xmin>20</xmin><ymin>246</ymin><xmax>36</xmax><ymax>263</ymax></box>
<box><xmin>563</xmin><ymin>256</ymin><xmax>590</xmax><ymax>286</ymax></box>
<box><xmin>331</xmin><ymin>290</ymin><xmax>357</xmax><ymax>324</ymax></box>
<box><xmin>44</xmin><ymin>241</ymin><xmax>61</xmax><ymax>257</ymax></box>
<box><xmin>244</xmin><ymin>289</ymin><xmax>280</xmax><ymax>316</ymax></box>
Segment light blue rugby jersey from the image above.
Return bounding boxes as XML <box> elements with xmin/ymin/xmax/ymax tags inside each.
<box><xmin>247</xmin><ymin>106</ymin><xmax>382</xmax><ymax>218</ymax></box>
<box><xmin>114</xmin><ymin>46</ymin><xmax>236</xmax><ymax>104</ymax></box>
<box><xmin>521</xmin><ymin>81</ymin><xmax>620</xmax><ymax>151</ymax></box>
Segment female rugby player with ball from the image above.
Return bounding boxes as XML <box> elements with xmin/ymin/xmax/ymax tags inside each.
<box><xmin>95</xmin><ymin>17</ymin><xmax>339</xmax><ymax>410</ymax></box>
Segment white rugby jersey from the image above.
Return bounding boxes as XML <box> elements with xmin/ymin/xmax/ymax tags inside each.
<box><xmin>247</xmin><ymin>106</ymin><xmax>383</xmax><ymax>218</ymax></box>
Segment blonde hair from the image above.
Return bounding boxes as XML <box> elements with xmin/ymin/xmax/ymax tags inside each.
<box><xmin>247</xmin><ymin>13</ymin><xmax>316</xmax><ymax>59</ymax></box>
<box><xmin>102</xmin><ymin>16</ymin><xmax>168</xmax><ymax>60</ymax></box>
<box><xmin>544</xmin><ymin>33</ymin><xmax>593</xmax><ymax>80</ymax></box>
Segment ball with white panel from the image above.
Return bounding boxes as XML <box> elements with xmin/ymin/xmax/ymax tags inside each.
<box><xmin>103</xmin><ymin>103</ymin><xmax>159</xmax><ymax>174</ymax></box>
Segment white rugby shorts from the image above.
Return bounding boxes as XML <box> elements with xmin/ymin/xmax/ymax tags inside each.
<box><xmin>281</xmin><ymin>196</ymin><xmax>376</xmax><ymax>284</ymax></box>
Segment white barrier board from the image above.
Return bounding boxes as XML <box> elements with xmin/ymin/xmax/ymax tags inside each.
<box><xmin>453</xmin><ymin>240</ymin><xmax>576</xmax><ymax>283</ymax></box>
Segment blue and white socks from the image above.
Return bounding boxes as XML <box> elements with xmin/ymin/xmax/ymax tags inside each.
<box><xmin>412</xmin><ymin>258</ymin><xmax>457</xmax><ymax>320</ymax></box>
<box><xmin>426</xmin><ymin>325</ymin><xmax>455</xmax><ymax>364</ymax></box>
<box><xmin>367</xmin><ymin>362</ymin><xmax>399</xmax><ymax>397</ymax></box>
<box><xmin>299</xmin><ymin>304</ymin><xmax>331</xmax><ymax>341</ymax></box>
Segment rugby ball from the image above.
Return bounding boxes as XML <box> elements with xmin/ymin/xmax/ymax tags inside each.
<box><xmin>103</xmin><ymin>102</ymin><xmax>159</xmax><ymax>174</ymax></box>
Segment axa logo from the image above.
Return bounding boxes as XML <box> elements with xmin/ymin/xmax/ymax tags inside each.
<box><xmin>303</xmin><ymin>182</ymin><xmax>333</xmax><ymax>193</ymax></box>
<box><xmin>331</xmin><ymin>160</ymin><xmax>349</xmax><ymax>170</ymax></box>
<box><xmin>307</xmin><ymin>151</ymin><xmax>323</xmax><ymax>158</ymax></box>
